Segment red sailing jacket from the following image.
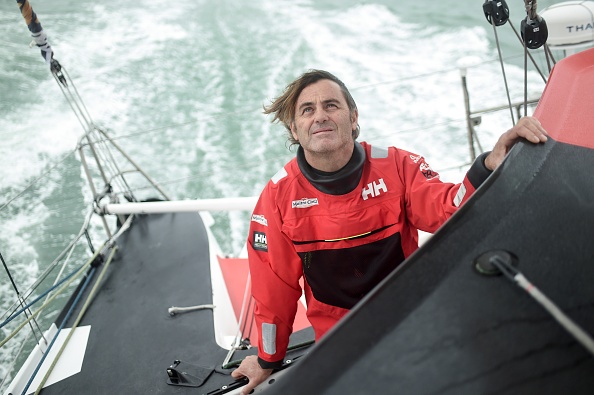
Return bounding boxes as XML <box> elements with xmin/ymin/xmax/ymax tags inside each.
<box><xmin>247</xmin><ymin>141</ymin><xmax>491</xmax><ymax>368</ymax></box>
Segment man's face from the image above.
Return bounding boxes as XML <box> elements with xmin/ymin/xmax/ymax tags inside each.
<box><xmin>291</xmin><ymin>79</ymin><xmax>358</xmax><ymax>156</ymax></box>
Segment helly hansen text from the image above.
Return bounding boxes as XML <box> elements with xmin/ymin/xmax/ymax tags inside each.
<box><xmin>362</xmin><ymin>178</ymin><xmax>387</xmax><ymax>200</ymax></box>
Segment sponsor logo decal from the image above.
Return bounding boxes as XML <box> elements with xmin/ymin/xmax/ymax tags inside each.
<box><xmin>252</xmin><ymin>231</ymin><xmax>268</xmax><ymax>252</ymax></box>
<box><xmin>291</xmin><ymin>197</ymin><xmax>319</xmax><ymax>209</ymax></box>
<box><xmin>420</xmin><ymin>163</ymin><xmax>439</xmax><ymax>180</ymax></box>
<box><xmin>251</xmin><ymin>214</ymin><xmax>268</xmax><ymax>226</ymax></box>
<box><xmin>411</xmin><ymin>154</ymin><xmax>439</xmax><ymax>180</ymax></box>
<box><xmin>362</xmin><ymin>178</ymin><xmax>388</xmax><ymax>200</ymax></box>
<box><xmin>419</xmin><ymin>161</ymin><xmax>439</xmax><ymax>180</ymax></box>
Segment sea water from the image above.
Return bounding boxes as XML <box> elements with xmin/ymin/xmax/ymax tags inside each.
<box><xmin>0</xmin><ymin>0</ymin><xmax>556</xmax><ymax>384</ymax></box>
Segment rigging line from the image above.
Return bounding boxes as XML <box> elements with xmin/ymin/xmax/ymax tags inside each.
<box><xmin>78</xmin><ymin>113</ymin><xmax>242</xmax><ymax>142</ymax></box>
<box><xmin>94</xmin><ymin>128</ymin><xmax>172</xmax><ymax>201</ymax></box>
<box><xmin>34</xmin><ymin>246</ymin><xmax>118</xmax><ymax>395</ymax></box>
<box><xmin>1</xmin><ymin>210</ymin><xmax>94</xmax><ymax>321</ymax></box>
<box><xmin>0</xmin><ymin>326</ymin><xmax>32</xmax><ymax>390</ymax></box>
<box><xmin>490</xmin><ymin>256</ymin><xmax>594</xmax><ymax>357</ymax></box>
<box><xmin>508</xmin><ymin>21</ymin><xmax>548</xmax><ymax>84</ymax></box>
<box><xmin>0</xmin><ymin>251</ymin><xmax>45</xmax><ymax>346</ymax></box>
<box><xmin>370</xmin><ymin>119</ymin><xmax>468</xmax><ymax>139</ymax></box>
<box><xmin>72</xmin><ymin>105</ymin><xmax>258</xmax><ymax>147</ymax></box>
<box><xmin>245</xmin><ymin>296</ymin><xmax>255</xmax><ymax>343</ymax></box>
<box><xmin>0</xmin><ymin>212</ymin><xmax>131</xmax><ymax>350</ymax></box>
<box><xmin>0</xmin><ymin>264</ymin><xmax>81</xmax><ymax>330</ymax></box>
<box><xmin>62</xmin><ymin>56</ymin><xmax>530</xmax><ymax>147</ymax></box>
<box><xmin>79</xmin><ymin>128</ymin><xmax>116</xmax><ymax>199</ymax></box>
<box><xmin>350</xmin><ymin>52</ymin><xmax>535</xmax><ymax>93</ymax></box>
<box><xmin>543</xmin><ymin>43</ymin><xmax>555</xmax><ymax>74</ymax></box>
<box><xmin>40</xmin><ymin>218</ymin><xmax>87</xmax><ymax>315</ymax></box>
<box><xmin>524</xmin><ymin>37</ymin><xmax>529</xmax><ymax>118</ymax></box>
<box><xmin>94</xmin><ymin>136</ymin><xmax>139</xmax><ymax>203</ymax></box>
<box><xmin>350</xmin><ymin>56</ymin><xmax>508</xmax><ymax>91</ymax></box>
<box><xmin>0</xmin><ymin>149</ymin><xmax>77</xmax><ymax>213</ymax></box>
<box><xmin>82</xmin><ymin>130</ymin><xmax>132</xmax><ymax>202</ymax></box>
<box><xmin>52</xmin><ymin>66</ymin><xmax>94</xmax><ymax>132</ymax></box>
<box><xmin>0</xmin><ymin>240</ymin><xmax>105</xmax><ymax>349</ymax></box>
<box><xmin>240</xmin><ymin>295</ymin><xmax>255</xmax><ymax>341</ymax></box>
<box><xmin>489</xmin><ymin>15</ymin><xmax>516</xmax><ymax>127</ymax></box>
<box><xmin>20</xmin><ymin>265</ymin><xmax>98</xmax><ymax>395</ymax></box>
<box><xmin>222</xmin><ymin>270</ymin><xmax>254</xmax><ymax>368</ymax></box>
<box><xmin>83</xmin><ymin>130</ymin><xmax>119</xmax><ymax>186</ymax></box>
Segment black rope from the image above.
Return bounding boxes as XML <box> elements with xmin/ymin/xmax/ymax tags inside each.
<box><xmin>0</xmin><ymin>251</ymin><xmax>45</xmax><ymax>344</ymax></box>
<box><xmin>84</xmin><ymin>229</ymin><xmax>96</xmax><ymax>254</ymax></box>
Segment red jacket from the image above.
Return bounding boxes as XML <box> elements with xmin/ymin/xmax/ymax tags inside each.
<box><xmin>247</xmin><ymin>141</ymin><xmax>491</xmax><ymax>368</ymax></box>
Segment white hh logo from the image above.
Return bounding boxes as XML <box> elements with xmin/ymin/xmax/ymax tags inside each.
<box><xmin>255</xmin><ymin>232</ymin><xmax>267</xmax><ymax>244</ymax></box>
<box><xmin>362</xmin><ymin>178</ymin><xmax>388</xmax><ymax>200</ymax></box>
<box><xmin>253</xmin><ymin>231</ymin><xmax>268</xmax><ymax>252</ymax></box>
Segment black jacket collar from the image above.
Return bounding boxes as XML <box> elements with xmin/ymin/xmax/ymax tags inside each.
<box><xmin>297</xmin><ymin>142</ymin><xmax>365</xmax><ymax>195</ymax></box>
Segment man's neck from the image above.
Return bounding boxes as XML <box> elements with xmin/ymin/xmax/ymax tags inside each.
<box><xmin>303</xmin><ymin>143</ymin><xmax>355</xmax><ymax>172</ymax></box>
<box><xmin>296</xmin><ymin>142</ymin><xmax>365</xmax><ymax>195</ymax></box>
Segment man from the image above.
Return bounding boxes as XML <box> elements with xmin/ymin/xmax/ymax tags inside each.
<box><xmin>231</xmin><ymin>69</ymin><xmax>548</xmax><ymax>394</ymax></box>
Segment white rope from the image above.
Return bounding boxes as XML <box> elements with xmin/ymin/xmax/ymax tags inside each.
<box><xmin>514</xmin><ymin>273</ymin><xmax>594</xmax><ymax>355</ymax></box>
<box><xmin>168</xmin><ymin>304</ymin><xmax>215</xmax><ymax>316</ymax></box>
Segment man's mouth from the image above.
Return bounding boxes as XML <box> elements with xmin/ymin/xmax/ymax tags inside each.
<box><xmin>313</xmin><ymin>127</ymin><xmax>333</xmax><ymax>135</ymax></box>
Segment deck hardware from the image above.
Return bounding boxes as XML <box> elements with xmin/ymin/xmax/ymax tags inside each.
<box><xmin>165</xmin><ymin>360</ymin><xmax>214</xmax><ymax>387</ymax></box>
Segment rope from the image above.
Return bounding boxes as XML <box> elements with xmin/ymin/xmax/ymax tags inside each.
<box><xmin>489</xmin><ymin>13</ymin><xmax>516</xmax><ymax>126</ymax></box>
<box><xmin>0</xmin><ymin>150</ymin><xmax>76</xmax><ymax>213</ymax></box>
<box><xmin>1</xmin><ymin>210</ymin><xmax>94</xmax><ymax>322</ymax></box>
<box><xmin>20</xmin><ymin>266</ymin><xmax>97</xmax><ymax>395</ymax></box>
<box><xmin>508</xmin><ymin>21</ymin><xmax>548</xmax><ymax>84</ymax></box>
<box><xmin>0</xmin><ymin>251</ymin><xmax>45</xmax><ymax>353</ymax></box>
<box><xmin>222</xmin><ymin>271</ymin><xmax>254</xmax><ymax>367</ymax></box>
<box><xmin>6</xmin><ymin>214</ymin><xmax>131</xmax><ymax>393</ymax></box>
<box><xmin>0</xmin><ymin>242</ymin><xmax>105</xmax><ymax>349</ymax></box>
<box><xmin>491</xmin><ymin>256</ymin><xmax>594</xmax><ymax>356</ymax></box>
<box><xmin>167</xmin><ymin>304</ymin><xmax>216</xmax><ymax>316</ymax></box>
<box><xmin>34</xmin><ymin>246</ymin><xmax>118</xmax><ymax>394</ymax></box>
<box><xmin>524</xmin><ymin>0</ymin><xmax>538</xmax><ymax>21</ymax></box>
<box><xmin>0</xmin><ymin>264</ymin><xmax>83</xmax><ymax>330</ymax></box>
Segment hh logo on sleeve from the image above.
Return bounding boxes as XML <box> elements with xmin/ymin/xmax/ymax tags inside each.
<box><xmin>252</xmin><ymin>231</ymin><xmax>268</xmax><ymax>252</ymax></box>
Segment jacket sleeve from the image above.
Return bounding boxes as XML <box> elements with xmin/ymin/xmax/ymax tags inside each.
<box><xmin>247</xmin><ymin>181</ymin><xmax>304</xmax><ymax>369</ymax></box>
<box><xmin>400</xmin><ymin>150</ymin><xmax>492</xmax><ymax>233</ymax></box>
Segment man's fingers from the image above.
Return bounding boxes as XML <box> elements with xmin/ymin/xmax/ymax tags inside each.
<box><xmin>516</xmin><ymin>117</ymin><xmax>548</xmax><ymax>144</ymax></box>
<box><xmin>240</xmin><ymin>381</ymin><xmax>257</xmax><ymax>395</ymax></box>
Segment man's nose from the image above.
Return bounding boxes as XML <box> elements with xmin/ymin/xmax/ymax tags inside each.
<box><xmin>314</xmin><ymin>107</ymin><xmax>329</xmax><ymax>123</ymax></box>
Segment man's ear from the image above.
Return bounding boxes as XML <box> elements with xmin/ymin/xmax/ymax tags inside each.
<box><xmin>290</xmin><ymin>122</ymin><xmax>299</xmax><ymax>141</ymax></box>
<box><xmin>351</xmin><ymin>108</ymin><xmax>359</xmax><ymax>130</ymax></box>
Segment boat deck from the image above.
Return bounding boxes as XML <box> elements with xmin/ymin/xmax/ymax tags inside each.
<box><xmin>36</xmin><ymin>212</ymin><xmax>313</xmax><ymax>394</ymax></box>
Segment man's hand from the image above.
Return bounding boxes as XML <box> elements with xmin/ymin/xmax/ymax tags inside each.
<box><xmin>484</xmin><ymin>116</ymin><xmax>548</xmax><ymax>171</ymax></box>
<box><xmin>231</xmin><ymin>355</ymin><xmax>273</xmax><ymax>395</ymax></box>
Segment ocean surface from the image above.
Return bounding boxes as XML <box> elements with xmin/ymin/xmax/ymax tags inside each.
<box><xmin>0</xmin><ymin>0</ymin><xmax>559</xmax><ymax>385</ymax></box>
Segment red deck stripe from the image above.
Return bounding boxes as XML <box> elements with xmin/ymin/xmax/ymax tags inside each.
<box><xmin>218</xmin><ymin>256</ymin><xmax>310</xmax><ymax>343</ymax></box>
